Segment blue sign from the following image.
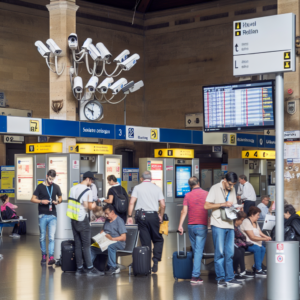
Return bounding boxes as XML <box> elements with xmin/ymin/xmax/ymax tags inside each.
<box><xmin>175</xmin><ymin>165</ymin><xmax>192</xmax><ymax>198</ymax></box>
<box><xmin>236</xmin><ymin>134</ymin><xmax>257</xmax><ymax>147</ymax></box>
<box><xmin>160</xmin><ymin>128</ymin><xmax>192</xmax><ymax>144</ymax></box>
<box><xmin>265</xmin><ymin>135</ymin><xmax>275</xmax><ymax>149</ymax></box>
<box><xmin>115</xmin><ymin>125</ymin><xmax>126</xmax><ymax>140</ymax></box>
<box><xmin>192</xmin><ymin>131</ymin><xmax>203</xmax><ymax>144</ymax></box>
<box><xmin>80</xmin><ymin>122</ymin><xmax>115</xmax><ymax>139</ymax></box>
<box><xmin>0</xmin><ymin>115</ymin><xmax>7</xmax><ymax>133</ymax></box>
<box><xmin>43</xmin><ymin>119</ymin><xmax>79</xmax><ymax>137</ymax></box>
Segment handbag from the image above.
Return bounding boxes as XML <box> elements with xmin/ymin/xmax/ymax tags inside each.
<box><xmin>159</xmin><ymin>214</ymin><xmax>169</xmax><ymax>236</ymax></box>
<box><xmin>220</xmin><ymin>190</ymin><xmax>237</xmax><ymax>221</ymax></box>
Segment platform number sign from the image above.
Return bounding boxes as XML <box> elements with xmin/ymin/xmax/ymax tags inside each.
<box><xmin>254</xmin><ymin>151</ymin><xmax>258</xmax><ymax>157</ymax></box>
<box><xmin>245</xmin><ymin>152</ymin><xmax>250</xmax><ymax>158</ymax></box>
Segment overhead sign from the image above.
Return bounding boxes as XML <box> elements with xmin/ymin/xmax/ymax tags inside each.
<box><xmin>284</xmin><ymin>130</ymin><xmax>300</xmax><ymax>140</ymax></box>
<box><xmin>203</xmin><ymin>132</ymin><xmax>236</xmax><ymax>146</ymax></box>
<box><xmin>69</xmin><ymin>144</ymin><xmax>113</xmax><ymax>155</ymax></box>
<box><xmin>26</xmin><ymin>143</ymin><xmax>62</xmax><ymax>153</ymax></box>
<box><xmin>7</xmin><ymin>116</ymin><xmax>42</xmax><ymax>135</ymax></box>
<box><xmin>4</xmin><ymin>135</ymin><xmax>24</xmax><ymax>144</ymax></box>
<box><xmin>126</xmin><ymin>126</ymin><xmax>160</xmax><ymax>142</ymax></box>
<box><xmin>264</xmin><ymin>129</ymin><xmax>275</xmax><ymax>136</ymax></box>
<box><xmin>233</xmin><ymin>13</ymin><xmax>296</xmax><ymax>76</ymax></box>
<box><xmin>154</xmin><ymin>148</ymin><xmax>194</xmax><ymax>158</ymax></box>
<box><xmin>242</xmin><ymin>150</ymin><xmax>275</xmax><ymax>159</ymax></box>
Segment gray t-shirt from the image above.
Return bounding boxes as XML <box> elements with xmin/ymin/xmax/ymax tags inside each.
<box><xmin>103</xmin><ymin>216</ymin><xmax>127</xmax><ymax>248</ymax></box>
<box><xmin>131</xmin><ymin>180</ymin><xmax>165</xmax><ymax>211</ymax></box>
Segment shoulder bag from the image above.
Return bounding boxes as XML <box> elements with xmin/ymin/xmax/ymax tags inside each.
<box><xmin>220</xmin><ymin>189</ymin><xmax>237</xmax><ymax>221</ymax></box>
<box><xmin>111</xmin><ymin>186</ymin><xmax>128</xmax><ymax>214</ymax></box>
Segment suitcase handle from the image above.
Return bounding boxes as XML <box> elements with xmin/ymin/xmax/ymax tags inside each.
<box><xmin>176</xmin><ymin>231</ymin><xmax>187</xmax><ymax>259</ymax></box>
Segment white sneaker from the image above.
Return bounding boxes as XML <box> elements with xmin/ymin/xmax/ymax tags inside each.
<box><xmin>10</xmin><ymin>234</ymin><xmax>20</xmax><ymax>238</ymax></box>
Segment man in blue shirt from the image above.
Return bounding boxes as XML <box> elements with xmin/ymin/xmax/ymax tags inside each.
<box><xmin>257</xmin><ymin>196</ymin><xmax>270</xmax><ymax>221</ymax></box>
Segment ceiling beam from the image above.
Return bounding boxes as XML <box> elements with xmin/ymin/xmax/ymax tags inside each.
<box><xmin>137</xmin><ymin>0</ymin><xmax>152</xmax><ymax>13</ymax></box>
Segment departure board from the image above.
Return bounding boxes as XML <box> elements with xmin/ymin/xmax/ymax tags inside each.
<box><xmin>203</xmin><ymin>81</ymin><xmax>275</xmax><ymax>132</ymax></box>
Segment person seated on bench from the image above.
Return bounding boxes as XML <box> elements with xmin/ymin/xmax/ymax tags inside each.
<box><xmin>240</xmin><ymin>206</ymin><xmax>271</xmax><ymax>277</ymax></box>
<box><xmin>1</xmin><ymin>194</ymin><xmax>19</xmax><ymax>238</ymax></box>
<box><xmin>90</xmin><ymin>204</ymin><xmax>127</xmax><ymax>276</ymax></box>
<box><xmin>233</xmin><ymin>211</ymin><xmax>254</xmax><ymax>280</ymax></box>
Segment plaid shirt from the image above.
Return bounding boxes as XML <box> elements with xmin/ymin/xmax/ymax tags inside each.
<box><xmin>234</xmin><ymin>226</ymin><xmax>252</xmax><ymax>248</ymax></box>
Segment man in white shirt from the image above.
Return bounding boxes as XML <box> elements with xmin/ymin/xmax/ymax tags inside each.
<box><xmin>237</xmin><ymin>175</ymin><xmax>256</xmax><ymax>215</ymax></box>
<box><xmin>257</xmin><ymin>195</ymin><xmax>270</xmax><ymax>221</ymax></box>
<box><xmin>127</xmin><ymin>171</ymin><xmax>166</xmax><ymax>273</ymax></box>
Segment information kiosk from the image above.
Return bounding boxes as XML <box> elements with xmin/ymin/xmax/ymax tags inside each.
<box><xmin>139</xmin><ymin>149</ymin><xmax>199</xmax><ymax>232</ymax></box>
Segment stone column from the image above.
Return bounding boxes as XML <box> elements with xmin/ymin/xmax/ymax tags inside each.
<box><xmin>47</xmin><ymin>0</ymin><xmax>78</xmax><ymax>151</ymax></box>
<box><xmin>278</xmin><ymin>0</ymin><xmax>300</xmax><ymax>207</ymax></box>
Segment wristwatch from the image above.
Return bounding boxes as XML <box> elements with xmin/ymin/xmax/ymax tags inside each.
<box><xmin>127</xmin><ymin>215</ymin><xmax>132</xmax><ymax>218</ymax></box>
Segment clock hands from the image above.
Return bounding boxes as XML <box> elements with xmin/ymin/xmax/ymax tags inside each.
<box><xmin>88</xmin><ymin>107</ymin><xmax>94</xmax><ymax>115</ymax></box>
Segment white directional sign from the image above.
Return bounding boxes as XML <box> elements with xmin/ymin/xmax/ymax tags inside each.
<box><xmin>233</xmin><ymin>13</ymin><xmax>295</xmax><ymax>76</ymax></box>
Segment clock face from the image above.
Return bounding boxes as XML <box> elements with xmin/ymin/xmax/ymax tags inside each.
<box><xmin>84</xmin><ymin>101</ymin><xmax>103</xmax><ymax>121</ymax></box>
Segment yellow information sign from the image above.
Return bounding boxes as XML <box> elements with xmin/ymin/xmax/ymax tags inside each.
<box><xmin>69</xmin><ymin>144</ymin><xmax>113</xmax><ymax>155</ymax></box>
<box><xmin>29</xmin><ymin>120</ymin><xmax>40</xmax><ymax>132</ymax></box>
<box><xmin>242</xmin><ymin>150</ymin><xmax>275</xmax><ymax>159</ymax></box>
<box><xmin>151</xmin><ymin>129</ymin><xmax>158</xmax><ymax>140</ymax></box>
<box><xmin>26</xmin><ymin>143</ymin><xmax>63</xmax><ymax>154</ymax></box>
<box><xmin>154</xmin><ymin>148</ymin><xmax>194</xmax><ymax>159</ymax></box>
<box><xmin>1</xmin><ymin>171</ymin><xmax>15</xmax><ymax>190</ymax></box>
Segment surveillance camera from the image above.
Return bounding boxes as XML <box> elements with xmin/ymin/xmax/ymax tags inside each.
<box><xmin>97</xmin><ymin>77</ymin><xmax>114</xmax><ymax>94</ymax></box>
<box><xmin>81</xmin><ymin>38</ymin><xmax>92</xmax><ymax>50</ymax></box>
<box><xmin>96</xmin><ymin>43</ymin><xmax>112</xmax><ymax>61</ymax></box>
<box><xmin>85</xmin><ymin>76</ymin><xmax>99</xmax><ymax>93</ymax></box>
<box><xmin>87</xmin><ymin>44</ymin><xmax>102</xmax><ymax>61</ymax></box>
<box><xmin>73</xmin><ymin>76</ymin><xmax>83</xmax><ymax>94</ymax></box>
<box><xmin>46</xmin><ymin>39</ymin><xmax>62</xmax><ymax>55</ymax></box>
<box><xmin>35</xmin><ymin>41</ymin><xmax>51</xmax><ymax>58</ymax></box>
<box><xmin>118</xmin><ymin>54</ymin><xmax>140</xmax><ymax>71</ymax></box>
<box><xmin>121</xmin><ymin>81</ymin><xmax>135</xmax><ymax>94</ymax></box>
<box><xmin>130</xmin><ymin>80</ymin><xmax>144</xmax><ymax>93</ymax></box>
<box><xmin>68</xmin><ymin>33</ymin><xmax>78</xmax><ymax>50</ymax></box>
<box><xmin>113</xmin><ymin>50</ymin><xmax>130</xmax><ymax>63</ymax></box>
<box><xmin>109</xmin><ymin>78</ymin><xmax>128</xmax><ymax>95</ymax></box>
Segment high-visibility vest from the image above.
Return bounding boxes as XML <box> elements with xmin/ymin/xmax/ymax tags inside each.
<box><xmin>66</xmin><ymin>186</ymin><xmax>90</xmax><ymax>221</ymax></box>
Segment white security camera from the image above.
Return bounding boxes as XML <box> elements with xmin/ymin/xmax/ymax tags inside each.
<box><xmin>130</xmin><ymin>80</ymin><xmax>144</xmax><ymax>93</ymax></box>
<box><xmin>109</xmin><ymin>78</ymin><xmax>128</xmax><ymax>95</ymax></box>
<box><xmin>118</xmin><ymin>54</ymin><xmax>140</xmax><ymax>71</ymax></box>
<box><xmin>87</xmin><ymin>44</ymin><xmax>102</xmax><ymax>61</ymax></box>
<box><xmin>81</xmin><ymin>38</ymin><xmax>92</xmax><ymax>50</ymax></box>
<box><xmin>46</xmin><ymin>39</ymin><xmax>62</xmax><ymax>55</ymax></box>
<box><xmin>35</xmin><ymin>41</ymin><xmax>50</xmax><ymax>58</ymax></box>
<box><xmin>73</xmin><ymin>76</ymin><xmax>83</xmax><ymax>94</ymax></box>
<box><xmin>96</xmin><ymin>43</ymin><xmax>112</xmax><ymax>61</ymax></box>
<box><xmin>113</xmin><ymin>50</ymin><xmax>130</xmax><ymax>63</ymax></box>
<box><xmin>121</xmin><ymin>81</ymin><xmax>135</xmax><ymax>94</ymax></box>
<box><xmin>86</xmin><ymin>76</ymin><xmax>99</xmax><ymax>93</ymax></box>
<box><xmin>68</xmin><ymin>33</ymin><xmax>78</xmax><ymax>50</ymax></box>
<box><xmin>97</xmin><ymin>77</ymin><xmax>114</xmax><ymax>94</ymax></box>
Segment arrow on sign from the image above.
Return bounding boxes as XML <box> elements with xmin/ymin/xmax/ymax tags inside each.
<box><xmin>235</xmin><ymin>44</ymin><xmax>238</xmax><ymax>52</ymax></box>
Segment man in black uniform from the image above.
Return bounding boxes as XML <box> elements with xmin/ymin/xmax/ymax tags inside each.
<box><xmin>31</xmin><ymin>169</ymin><xmax>62</xmax><ymax>265</ymax></box>
<box><xmin>127</xmin><ymin>171</ymin><xmax>166</xmax><ymax>273</ymax></box>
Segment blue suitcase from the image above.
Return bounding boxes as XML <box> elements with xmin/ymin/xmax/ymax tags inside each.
<box><xmin>172</xmin><ymin>231</ymin><xmax>193</xmax><ymax>280</ymax></box>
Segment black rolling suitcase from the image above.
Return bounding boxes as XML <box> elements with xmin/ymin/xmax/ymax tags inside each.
<box><xmin>61</xmin><ymin>240</ymin><xmax>77</xmax><ymax>272</ymax></box>
<box><xmin>132</xmin><ymin>246</ymin><xmax>151</xmax><ymax>276</ymax></box>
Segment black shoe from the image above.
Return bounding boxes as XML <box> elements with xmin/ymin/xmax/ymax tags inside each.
<box><xmin>262</xmin><ymin>264</ymin><xmax>267</xmax><ymax>272</ymax></box>
<box><xmin>217</xmin><ymin>279</ymin><xmax>227</xmax><ymax>287</ymax></box>
<box><xmin>152</xmin><ymin>263</ymin><xmax>158</xmax><ymax>273</ymax></box>
<box><xmin>41</xmin><ymin>254</ymin><xmax>47</xmax><ymax>264</ymax></box>
<box><xmin>105</xmin><ymin>267</ymin><xmax>120</xmax><ymax>276</ymax></box>
<box><xmin>235</xmin><ymin>274</ymin><xmax>247</xmax><ymax>281</ymax></box>
<box><xmin>255</xmin><ymin>270</ymin><xmax>267</xmax><ymax>277</ymax></box>
<box><xmin>242</xmin><ymin>270</ymin><xmax>255</xmax><ymax>278</ymax></box>
<box><xmin>226</xmin><ymin>279</ymin><xmax>243</xmax><ymax>287</ymax></box>
<box><xmin>86</xmin><ymin>267</ymin><xmax>105</xmax><ymax>277</ymax></box>
<box><xmin>75</xmin><ymin>268</ymin><xmax>86</xmax><ymax>276</ymax></box>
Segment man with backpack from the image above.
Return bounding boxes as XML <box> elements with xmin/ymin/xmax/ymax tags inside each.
<box><xmin>100</xmin><ymin>175</ymin><xmax>128</xmax><ymax>223</ymax></box>
<box><xmin>67</xmin><ymin>171</ymin><xmax>103</xmax><ymax>276</ymax></box>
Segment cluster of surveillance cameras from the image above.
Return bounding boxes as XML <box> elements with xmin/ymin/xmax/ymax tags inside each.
<box><xmin>67</xmin><ymin>33</ymin><xmax>143</xmax><ymax>104</ymax></box>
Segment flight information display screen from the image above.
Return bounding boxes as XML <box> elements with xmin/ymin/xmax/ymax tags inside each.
<box><xmin>203</xmin><ymin>81</ymin><xmax>275</xmax><ymax>132</ymax></box>
<box><xmin>175</xmin><ymin>165</ymin><xmax>192</xmax><ymax>198</ymax></box>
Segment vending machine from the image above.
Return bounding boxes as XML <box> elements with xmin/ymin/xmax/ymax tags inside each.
<box><xmin>139</xmin><ymin>149</ymin><xmax>199</xmax><ymax>232</ymax></box>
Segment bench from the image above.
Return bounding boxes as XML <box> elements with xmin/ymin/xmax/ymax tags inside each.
<box><xmin>90</xmin><ymin>222</ymin><xmax>139</xmax><ymax>274</ymax></box>
<box><xmin>0</xmin><ymin>214</ymin><xmax>26</xmax><ymax>237</ymax></box>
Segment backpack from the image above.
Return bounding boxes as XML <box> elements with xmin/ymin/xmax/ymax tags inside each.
<box><xmin>111</xmin><ymin>186</ymin><xmax>128</xmax><ymax>214</ymax></box>
<box><xmin>1</xmin><ymin>206</ymin><xmax>15</xmax><ymax>220</ymax></box>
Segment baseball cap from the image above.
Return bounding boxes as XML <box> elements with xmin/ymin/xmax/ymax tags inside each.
<box><xmin>83</xmin><ymin>171</ymin><xmax>96</xmax><ymax>181</ymax></box>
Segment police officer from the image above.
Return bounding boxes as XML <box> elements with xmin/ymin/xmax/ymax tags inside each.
<box><xmin>127</xmin><ymin>171</ymin><xmax>166</xmax><ymax>273</ymax></box>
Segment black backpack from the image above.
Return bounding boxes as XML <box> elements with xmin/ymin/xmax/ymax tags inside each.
<box><xmin>1</xmin><ymin>206</ymin><xmax>15</xmax><ymax>220</ymax></box>
<box><xmin>111</xmin><ymin>186</ymin><xmax>128</xmax><ymax>214</ymax></box>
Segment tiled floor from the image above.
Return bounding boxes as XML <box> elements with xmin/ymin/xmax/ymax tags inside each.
<box><xmin>0</xmin><ymin>232</ymin><xmax>271</xmax><ymax>300</ymax></box>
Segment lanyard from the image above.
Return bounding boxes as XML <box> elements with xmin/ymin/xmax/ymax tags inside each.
<box><xmin>225</xmin><ymin>191</ymin><xmax>231</xmax><ymax>202</ymax></box>
<box><xmin>46</xmin><ymin>185</ymin><xmax>53</xmax><ymax>203</ymax></box>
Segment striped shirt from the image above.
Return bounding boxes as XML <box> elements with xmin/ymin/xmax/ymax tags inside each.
<box><xmin>183</xmin><ymin>188</ymin><xmax>208</xmax><ymax>225</ymax></box>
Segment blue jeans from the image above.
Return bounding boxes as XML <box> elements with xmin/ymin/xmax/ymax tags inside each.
<box><xmin>188</xmin><ymin>225</ymin><xmax>207</xmax><ymax>277</ymax></box>
<box><xmin>38</xmin><ymin>215</ymin><xmax>57</xmax><ymax>256</ymax></box>
<box><xmin>247</xmin><ymin>244</ymin><xmax>266</xmax><ymax>271</ymax></box>
<box><xmin>90</xmin><ymin>242</ymin><xmax>125</xmax><ymax>268</ymax></box>
<box><xmin>211</xmin><ymin>225</ymin><xmax>234</xmax><ymax>282</ymax></box>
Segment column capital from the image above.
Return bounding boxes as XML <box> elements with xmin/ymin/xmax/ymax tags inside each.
<box><xmin>47</xmin><ymin>1</ymin><xmax>79</xmax><ymax>13</ymax></box>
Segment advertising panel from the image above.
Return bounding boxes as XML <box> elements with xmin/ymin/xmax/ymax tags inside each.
<box><xmin>105</xmin><ymin>157</ymin><xmax>121</xmax><ymax>196</ymax></box>
<box><xmin>16</xmin><ymin>157</ymin><xmax>33</xmax><ymax>200</ymax></box>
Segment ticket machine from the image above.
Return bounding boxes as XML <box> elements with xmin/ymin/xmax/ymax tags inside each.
<box><xmin>139</xmin><ymin>149</ymin><xmax>199</xmax><ymax>232</ymax></box>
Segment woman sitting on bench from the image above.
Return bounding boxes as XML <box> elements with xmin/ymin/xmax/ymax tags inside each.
<box><xmin>0</xmin><ymin>194</ymin><xmax>19</xmax><ymax>238</ymax></box>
